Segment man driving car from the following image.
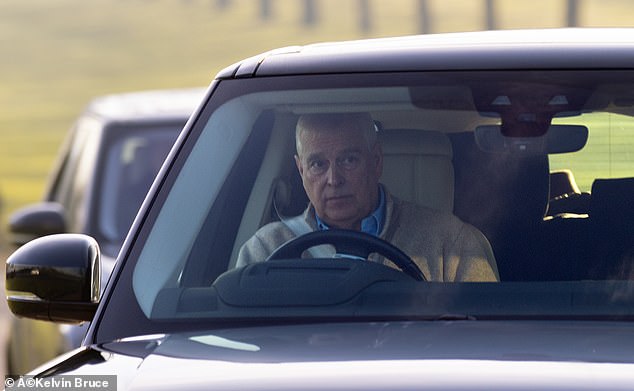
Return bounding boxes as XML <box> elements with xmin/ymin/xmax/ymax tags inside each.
<box><xmin>237</xmin><ymin>112</ymin><xmax>499</xmax><ymax>282</ymax></box>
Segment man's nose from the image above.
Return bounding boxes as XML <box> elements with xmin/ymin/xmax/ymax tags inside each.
<box><xmin>326</xmin><ymin>163</ymin><xmax>344</xmax><ymax>186</ymax></box>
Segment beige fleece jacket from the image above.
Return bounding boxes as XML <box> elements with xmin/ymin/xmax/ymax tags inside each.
<box><xmin>237</xmin><ymin>190</ymin><xmax>499</xmax><ymax>282</ymax></box>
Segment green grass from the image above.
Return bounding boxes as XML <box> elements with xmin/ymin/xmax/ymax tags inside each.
<box><xmin>1</xmin><ymin>0</ymin><xmax>634</xmax><ymax>243</ymax></box>
<box><xmin>550</xmin><ymin>114</ymin><xmax>634</xmax><ymax>191</ymax></box>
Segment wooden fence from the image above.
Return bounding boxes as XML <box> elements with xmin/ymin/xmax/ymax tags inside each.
<box><xmin>213</xmin><ymin>0</ymin><xmax>583</xmax><ymax>34</ymax></box>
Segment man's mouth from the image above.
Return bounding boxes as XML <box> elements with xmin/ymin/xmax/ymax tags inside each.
<box><xmin>325</xmin><ymin>195</ymin><xmax>353</xmax><ymax>204</ymax></box>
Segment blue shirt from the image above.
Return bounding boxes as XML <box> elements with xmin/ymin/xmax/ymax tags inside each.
<box><xmin>315</xmin><ymin>185</ymin><xmax>386</xmax><ymax>236</ymax></box>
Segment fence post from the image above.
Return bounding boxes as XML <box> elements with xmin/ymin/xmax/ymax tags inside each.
<box><xmin>214</xmin><ymin>0</ymin><xmax>230</xmax><ymax>10</ymax></box>
<box><xmin>359</xmin><ymin>0</ymin><xmax>372</xmax><ymax>33</ymax></box>
<box><xmin>418</xmin><ymin>0</ymin><xmax>431</xmax><ymax>34</ymax></box>
<box><xmin>567</xmin><ymin>0</ymin><xmax>579</xmax><ymax>26</ymax></box>
<box><xmin>260</xmin><ymin>0</ymin><xmax>272</xmax><ymax>20</ymax></box>
<box><xmin>485</xmin><ymin>0</ymin><xmax>496</xmax><ymax>30</ymax></box>
<box><xmin>303</xmin><ymin>0</ymin><xmax>317</xmax><ymax>26</ymax></box>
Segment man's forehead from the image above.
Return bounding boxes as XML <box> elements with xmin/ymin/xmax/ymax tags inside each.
<box><xmin>301</xmin><ymin>125</ymin><xmax>365</xmax><ymax>144</ymax></box>
<box><xmin>305</xmin><ymin>146</ymin><xmax>364</xmax><ymax>160</ymax></box>
<box><xmin>301</xmin><ymin>130</ymin><xmax>367</xmax><ymax>155</ymax></box>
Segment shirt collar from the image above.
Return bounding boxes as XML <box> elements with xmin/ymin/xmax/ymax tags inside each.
<box><xmin>315</xmin><ymin>185</ymin><xmax>386</xmax><ymax>236</ymax></box>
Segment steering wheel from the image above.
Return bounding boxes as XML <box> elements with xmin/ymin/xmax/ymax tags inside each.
<box><xmin>266</xmin><ymin>229</ymin><xmax>426</xmax><ymax>281</ymax></box>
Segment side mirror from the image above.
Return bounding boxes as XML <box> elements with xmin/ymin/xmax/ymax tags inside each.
<box><xmin>5</xmin><ymin>234</ymin><xmax>100</xmax><ymax>323</ymax></box>
<box><xmin>9</xmin><ymin>202</ymin><xmax>67</xmax><ymax>246</ymax></box>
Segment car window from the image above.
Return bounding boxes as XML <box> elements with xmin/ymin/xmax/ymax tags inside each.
<box><xmin>48</xmin><ymin>116</ymin><xmax>103</xmax><ymax>212</ymax></box>
<box><xmin>58</xmin><ymin>117</ymin><xmax>104</xmax><ymax>231</ymax></box>
<box><xmin>98</xmin><ymin>70</ymin><xmax>634</xmax><ymax>341</ymax></box>
<box><xmin>97</xmin><ymin>124</ymin><xmax>180</xmax><ymax>252</ymax></box>
<box><xmin>550</xmin><ymin>112</ymin><xmax>634</xmax><ymax>191</ymax></box>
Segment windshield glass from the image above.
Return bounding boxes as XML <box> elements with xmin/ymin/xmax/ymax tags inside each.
<box><xmin>105</xmin><ymin>70</ymin><xmax>634</xmax><ymax>336</ymax></box>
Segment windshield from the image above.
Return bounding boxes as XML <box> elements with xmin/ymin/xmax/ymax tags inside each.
<box><xmin>99</xmin><ymin>70</ymin><xmax>634</xmax><ymax>340</ymax></box>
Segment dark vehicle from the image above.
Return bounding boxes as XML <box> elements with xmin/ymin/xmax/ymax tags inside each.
<box><xmin>5</xmin><ymin>29</ymin><xmax>634</xmax><ymax>389</ymax></box>
<box><xmin>5</xmin><ymin>88</ymin><xmax>204</xmax><ymax>375</ymax></box>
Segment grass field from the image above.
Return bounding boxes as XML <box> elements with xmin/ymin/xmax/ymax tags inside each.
<box><xmin>1</xmin><ymin>0</ymin><xmax>634</xmax><ymax>245</ymax></box>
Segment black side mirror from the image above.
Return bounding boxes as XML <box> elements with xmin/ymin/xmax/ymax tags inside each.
<box><xmin>5</xmin><ymin>234</ymin><xmax>100</xmax><ymax>323</ymax></box>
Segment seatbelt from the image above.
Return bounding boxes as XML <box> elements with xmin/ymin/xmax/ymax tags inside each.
<box><xmin>281</xmin><ymin>215</ymin><xmax>334</xmax><ymax>258</ymax></box>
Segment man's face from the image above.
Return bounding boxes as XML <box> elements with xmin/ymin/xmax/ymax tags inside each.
<box><xmin>295</xmin><ymin>125</ymin><xmax>382</xmax><ymax>230</ymax></box>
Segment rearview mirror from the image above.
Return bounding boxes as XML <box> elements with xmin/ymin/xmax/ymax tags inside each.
<box><xmin>474</xmin><ymin>124</ymin><xmax>588</xmax><ymax>154</ymax></box>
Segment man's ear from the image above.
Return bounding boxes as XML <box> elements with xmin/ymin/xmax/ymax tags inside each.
<box><xmin>294</xmin><ymin>154</ymin><xmax>304</xmax><ymax>176</ymax></box>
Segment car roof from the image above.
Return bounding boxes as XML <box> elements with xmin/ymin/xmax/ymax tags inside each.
<box><xmin>84</xmin><ymin>87</ymin><xmax>207</xmax><ymax>122</ymax></box>
<box><xmin>218</xmin><ymin>28</ymin><xmax>634</xmax><ymax>79</ymax></box>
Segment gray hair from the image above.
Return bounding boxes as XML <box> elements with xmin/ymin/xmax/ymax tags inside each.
<box><xmin>295</xmin><ymin>112</ymin><xmax>377</xmax><ymax>157</ymax></box>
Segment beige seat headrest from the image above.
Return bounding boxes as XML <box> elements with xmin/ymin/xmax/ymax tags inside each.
<box><xmin>379</xmin><ymin>129</ymin><xmax>454</xmax><ymax>212</ymax></box>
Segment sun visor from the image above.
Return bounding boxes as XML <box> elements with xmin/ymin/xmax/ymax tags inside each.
<box><xmin>474</xmin><ymin>124</ymin><xmax>588</xmax><ymax>154</ymax></box>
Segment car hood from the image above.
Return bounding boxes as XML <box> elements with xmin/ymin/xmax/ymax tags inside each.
<box><xmin>43</xmin><ymin>321</ymin><xmax>634</xmax><ymax>390</ymax></box>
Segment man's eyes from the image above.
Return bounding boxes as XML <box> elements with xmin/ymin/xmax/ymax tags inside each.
<box><xmin>307</xmin><ymin>154</ymin><xmax>361</xmax><ymax>174</ymax></box>
<box><xmin>339</xmin><ymin>155</ymin><xmax>360</xmax><ymax>168</ymax></box>
<box><xmin>308</xmin><ymin>159</ymin><xmax>328</xmax><ymax>174</ymax></box>
<box><xmin>309</xmin><ymin>160</ymin><xmax>327</xmax><ymax>168</ymax></box>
